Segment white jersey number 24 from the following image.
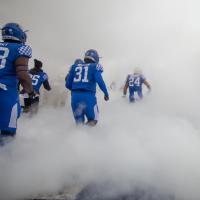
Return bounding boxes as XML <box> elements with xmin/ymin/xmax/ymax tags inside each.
<box><xmin>129</xmin><ymin>77</ymin><xmax>140</xmax><ymax>87</ymax></box>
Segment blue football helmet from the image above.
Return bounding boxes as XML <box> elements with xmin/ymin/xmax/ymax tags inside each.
<box><xmin>1</xmin><ymin>23</ymin><xmax>27</xmax><ymax>43</ymax></box>
<box><xmin>74</xmin><ymin>58</ymin><xmax>84</xmax><ymax>65</ymax></box>
<box><xmin>84</xmin><ymin>49</ymin><xmax>99</xmax><ymax>63</ymax></box>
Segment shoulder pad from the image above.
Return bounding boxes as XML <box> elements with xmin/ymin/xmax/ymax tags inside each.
<box><xmin>18</xmin><ymin>45</ymin><xmax>32</xmax><ymax>58</ymax></box>
<box><xmin>96</xmin><ymin>63</ymin><xmax>103</xmax><ymax>72</ymax></box>
<box><xmin>43</xmin><ymin>73</ymin><xmax>48</xmax><ymax>80</ymax></box>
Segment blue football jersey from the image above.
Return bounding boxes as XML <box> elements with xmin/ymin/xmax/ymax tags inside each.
<box><xmin>30</xmin><ymin>71</ymin><xmax>48</xmax><ymax>93</ymax></box>
<box><xmin>127</xmin><ymin>74</ymin><xmax>145</xmax><ymax>92</ymax></box>
<box><xmin>0</xmin><ymin>42</ymin><xmax>32</xmax><ymax>132</ymax></box>
<box><xmin>0</xmin><ymin>42</ymin><xmax>32</xmax><ymax>89</ymax></box>
<box><xmin>66</xmin><ymin>63</ymin><xmax>108</xmax><ymax>97</ymax></box>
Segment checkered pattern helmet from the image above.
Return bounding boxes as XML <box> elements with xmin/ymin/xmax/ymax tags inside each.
<box><xmin>1</xmin><ymin>23</ymin><xmax>27</xmax><ymax>44</ymax></box>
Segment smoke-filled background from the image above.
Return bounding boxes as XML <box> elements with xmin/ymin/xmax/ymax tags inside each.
<box><xmin>0</xmin><ymin>0</ymin><xmax>200</xmax><ymax>199</ymax></box>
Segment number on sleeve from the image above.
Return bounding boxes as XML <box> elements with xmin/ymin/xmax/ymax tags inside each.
<box><xmin>0</xmin><ymin>47</ymin><xmax>9</xmax><ymax>69</ymax></box>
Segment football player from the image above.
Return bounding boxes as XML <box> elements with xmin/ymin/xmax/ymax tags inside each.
<box><xmin>20</xmin><ymin>59</ymin><xmax>51</xmax><ymax>113</ymax></box>
<box><xmin>123</xmin><ymin>67</ymin><xmax>151</xmax><ymax>102</ymax></box>
<box><xmin>65</xmin><ymin>49</ymin><xmax>109</xmax><ymax>126</ymax></box>
<box><xmin>0</xmin><ymin>23</ymin><xmax>33</xmax><ymax>145</ymax></box>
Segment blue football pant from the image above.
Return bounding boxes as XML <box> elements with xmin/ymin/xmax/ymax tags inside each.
<box><xmin>0</xmin><ymin>88</ymin><xmax>21</xmax><ymax>132</ymax></box>
<box><xmin>129</xmin><ymin>90</ymin><xmax>143</xmax><ymax>102</ymax></box>
<box><xmin>71</xmin><ymin>92</ymin><xmax>99</xmax><ymax>124</ymax></box>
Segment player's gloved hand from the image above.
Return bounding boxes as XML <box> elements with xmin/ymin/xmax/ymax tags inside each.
<box><xmin>29</xmin><ymin>90</ymin><xmax>35</xmax><ymax>98</ymax></box>
<box><xmin>28</xmin><ymin>91</ymin><xmax>36</xmax><ymax>104</ymax></box>
<box><xmin>104</xmin><ymin>95</ymin><xmax>109</xmax><ymax>101</ymax></box>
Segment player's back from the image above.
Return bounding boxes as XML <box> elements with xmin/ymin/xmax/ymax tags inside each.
<box><xmin>70</xmin><ymin>63</ymin><xmax>98</xmax><ymax>93</ymax></box>
<box><xmin>29</xmin><ymin>69</ymin><xmax>48</xmax><ymax>93</ymax></box>
<box><xmin>128</xmin><ymin>73</ymin><xmax>145</xmax><ymax>91</ymax></box>
<box><xmin>0</xmin><ymin>42</ymin><xmax>31</xmax><ymax>89</ymax></box>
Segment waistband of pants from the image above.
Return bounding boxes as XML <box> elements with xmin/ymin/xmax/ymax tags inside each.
<box><xmin>72</xmin><ymin>89</ymin><xmax>95</xmax><ymax>94</ymax></box>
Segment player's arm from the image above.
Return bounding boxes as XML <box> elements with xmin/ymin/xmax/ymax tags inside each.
<box><xmin>65</xmin><ymin>65</ymin><xmax>72</xmax><ymax>81</ymax></box>
<box><xmin>15</xmin><ymin>56</ymin><xmax>33</xmax><ymax>94</ymax></box>
<box><xmin>123</xmin><ymin>77</ymin><xmax>129</xmax><ymax>96</ymax></box>
<box><xmin>65</xmin><ymin>68</ymin><xmax>73</xmax><ymax>90</ymax></box>
<box><xmin>95</xmin><ymin>72</ymin><xmax>109</xmax><ymax>101</ymax></box>
<box><xmin>65</xmin><ymin>74</ymin><xmax>68</xmax><ymax>81</ymax></box>
<box><xmin>43</xmin><ymin>80</ymin><xmax>51</xmax><ymax>91</ymax></box>
<box><xmin>144</xmin><ymin>80</ymin><xmax>151</xmax><ymax>91</ymax></box>
<box><xmin>42</xmin><ymin>73</ymin><xmax>51</xmax><ymax>91</ymax></box>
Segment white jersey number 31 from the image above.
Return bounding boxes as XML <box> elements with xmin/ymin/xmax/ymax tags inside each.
<box><xmin>74</xmin><ymin>65</ymin><xmax>89</xmax><ymax>83</ymax></box>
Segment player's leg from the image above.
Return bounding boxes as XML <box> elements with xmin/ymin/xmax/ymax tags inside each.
<box><xmin>137</xmin><ymin>90</ymin><xmax>143</xmax><ymax>99</ymax></box>
<box><xmin>23</xmin><ymin>97</ymin><xmax>32</xmax><ymax>113</ymax></box>
<box><xmin>86</xmin><ymin>120</ymin><xmax>97</xmax><ymax>126</ymax></box>
<box><xmin>71</xmin><ymin>93</ymin><xmax>85</xmax><ymax>124</ymax></box>
<box><xmin>129</xmin><ymin>90</ymin><xmax>135</xmax><ymax>102</ymax></box>
<box><xmin>19</xmin><ymin>93</ymin><xmax>25</xmax><ymax>111</ymax></box>
<box><xmin>73</xmin><ymin>104</ymin><xmax>85</xmax><ymax>125</ymax></box>
<box><xmin>30</xmin><ymin>96</ymin><xmax>40</xmax><ymax>114</ymax></box>
<box><xmin>85</xmin><ymin>95</ymin><xmax>98</xmax><ymax>126</ymax></box>
<box><xmin>0</xmin><ymin>89</ymin><xmax>20</xmax><ymax>145</ymax></box>
<box><xmin>0</xmin><ymin>130</ymin><xmax>16</xmax><ymax>146</ymax></box>
<box><xmin>129</xmin><ymin>95</ymin><xmax>135</xmax><ymax>102</ymax></box>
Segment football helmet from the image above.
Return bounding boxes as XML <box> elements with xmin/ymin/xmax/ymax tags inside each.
<box><xmin>34</xmin><ymin>59</ymin><xmax>43</xmax><ymax>68</ymax></box>
<box><xmin>74</xmin><ymin>58</ymin><xmax>84</xmax><ymax>65</ymax></box>
<box><xmin>84</xmin><ymin>49</ymin><xmax>99</xmax><ymax>63</ymax></box>
<box><xmin>1</xmin><ymin>23</ymin><xmax>27</xmax><ymax>43</ymax></box>
<box><xmin>134</xmin><ymin>67</ymin><xmax>142</xmax><ymax>75</ymax></box>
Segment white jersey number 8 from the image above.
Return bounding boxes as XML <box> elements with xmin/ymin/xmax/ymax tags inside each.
<box><xmin>0</xmin><ymin>47</ymin><xmax>9</xmax><ymax>69</ymax></box>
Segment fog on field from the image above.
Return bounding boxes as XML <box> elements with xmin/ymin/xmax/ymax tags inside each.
<box><xmin>0</xmin><ymin>0</ymin><xmax>200</xmax><ymax>199</ymax></box>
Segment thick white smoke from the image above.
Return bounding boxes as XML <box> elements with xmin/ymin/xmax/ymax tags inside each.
<box><xmin>0</xmin><ymin>0</ymin><xmax>200</xmax><ymax>199</ymax></box>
